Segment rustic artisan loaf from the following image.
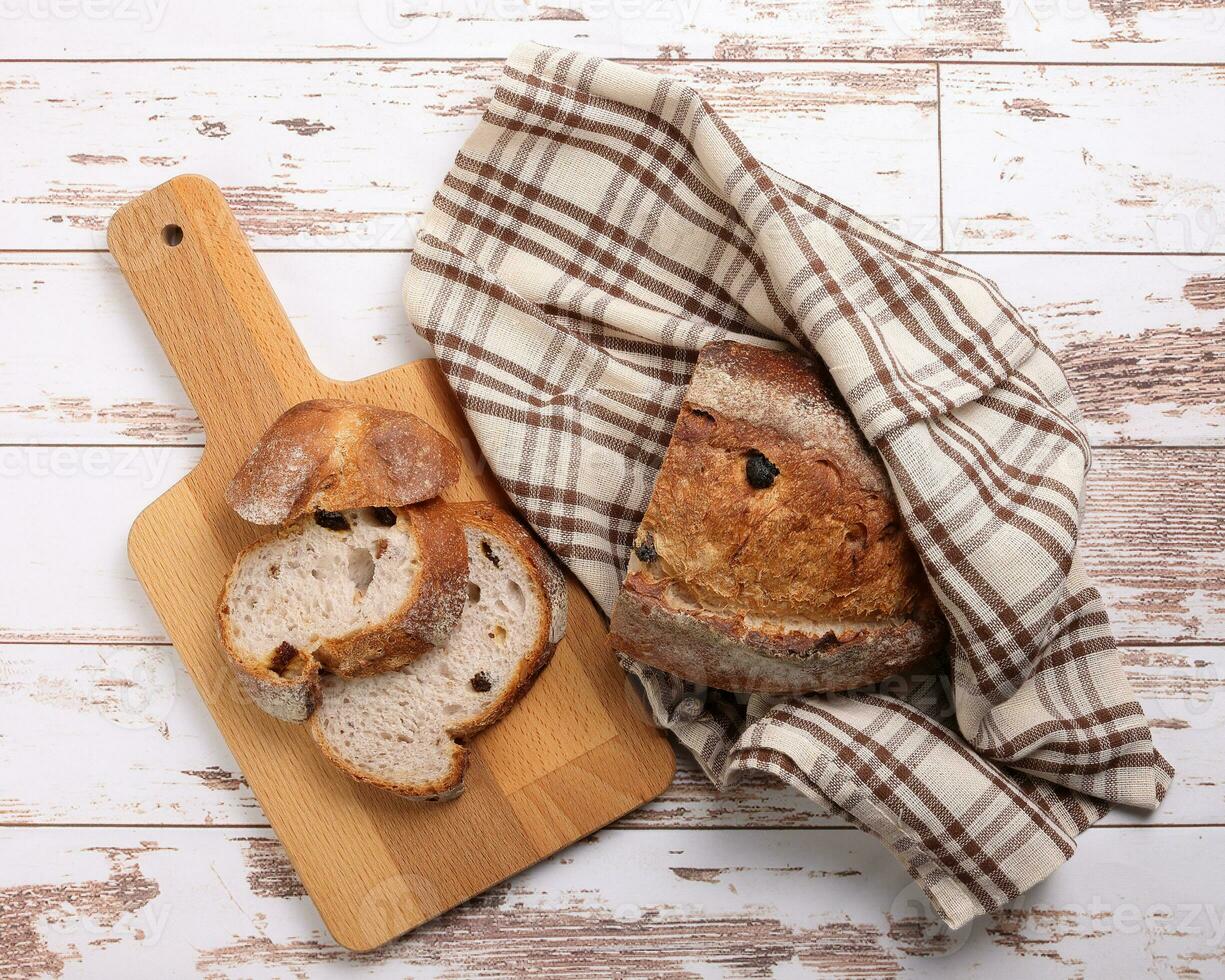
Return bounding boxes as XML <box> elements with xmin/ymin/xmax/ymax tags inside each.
<box><xmin>610</xmin><ymin>340</ymin><xmax>946</xmax><ymax>693</ymax></box>
<box><xmin>217</xmin><ymin>502</ymin><xmax>468</xmax><ymax>721</ymax></box>
<box><xmin>225</xmin><ymin>399</ymin><xmax>461</xmax><ymax>526</ymax></box>
<box><xmin>308</xmin><ymin>502</ymin><xmax>567</xmax><ymax>800</ymax></box>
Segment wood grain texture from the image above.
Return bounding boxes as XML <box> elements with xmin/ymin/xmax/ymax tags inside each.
<box><xmin>3</xmin><ymin>252</ymin><xmax>1221</xmax><ymax>447</ymax></box>
<box><xmin>942</xmin><ymin>65</ymin><xmax>1225</xmax><ymax>251</ymax></box>
<box><xmin>106</xmin><ymin>175</ymin><xmax>673</xmax><ymax>950</ymax></box>
<box><xmin>967</xmin><ymin>254</ymin><xmax>1225</xmax><ymax>447</ymax></box>
<box><xmin>2</xmin><ymin>643</ymin><xmax>1222</xmax><ymax>828</ymax></box>
<box><xmin>2</xmin><ymin>0</ymin><xmax>1224</xmax><ymax>62</ymax></box>
<box><xmin>0</xmin><ymin>252</ymin><xmax>430</xmax><ymax>445</ymax></box>
<box><xmin>0</xmin><ymin>60</ymin><xmax>939</xmax><ymax>250</ymax></box>
<box><xmin>5</xmin><ymin>446</ymin><xmax>1220</xmax><ymax>645</ymax></box>
<box><xmin>1084</xmin><ymin>449</ymin><xmax>1225</xmax><ymax>645</ymax></box>
<box><xmin>2</xmin><ymin>826</ymin><xmax>1224</xmax><ymax>978</ymax></box>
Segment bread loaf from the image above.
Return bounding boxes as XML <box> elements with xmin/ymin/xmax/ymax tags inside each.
<box><xmin>610</xmin><ymin>341</ymin><xmax>946</xmax><ymax>693</ymax></box>
<box><xmin>225</xmin><ymin>399</ymin><xmax>461</xmax><ymax>526</ymax></box>
<box><xmin>308</xmin><ymin>502</ymin><xmax>567</xmax><ymax>800</ymax></box>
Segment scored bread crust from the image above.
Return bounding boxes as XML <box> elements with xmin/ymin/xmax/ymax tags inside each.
<box><xmin>308</xmin><ymin>501</ymin><xmax>568</xmax><ymax>800</ymax></box>
<box><xmin>216</xmin><ymin>501</ymin><xmax>468</xmax><ymax>722</ymax></box>
<box><xmin>225</xmin><ymin>399</ymin><xmax>462</xmax><ymax>526</ymax></box>
<box><xmin>610</xmin><ymin>340</ymin><xmax>947</xmax><ymax>694</ymax></box>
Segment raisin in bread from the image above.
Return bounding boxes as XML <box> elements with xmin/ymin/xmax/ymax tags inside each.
<box><xmin>217</xmin><ymin>502</ymin><xmax>467</xmax><ymax>721</ymax></box>
<box><xmin>225</xmin><ymin>399</ymin><xmax>461</xmax><ymax>526</ymax></box>
<box><xmin>308</xmin><ymin>502</ymin><xmax>567</xmax><ymax>800</ymax></box>
<box><xmin>610</xmin><ymin>341</ymin><xmax>946</xmax><ymax>694</ymax></box>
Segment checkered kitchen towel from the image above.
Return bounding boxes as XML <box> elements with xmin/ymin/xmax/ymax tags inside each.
<box><xmin>404</xmin><ymin>43</ymin><xmax>1171</xmax><ymax>928</ymax></box>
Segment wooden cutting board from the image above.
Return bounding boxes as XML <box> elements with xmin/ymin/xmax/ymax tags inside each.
<box><xmin>109</xmin><ymin>174</ymin><xmax>675</xmax><ymax>952</ymax></box>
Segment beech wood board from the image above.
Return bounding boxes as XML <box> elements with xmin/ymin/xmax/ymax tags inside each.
<box><xmin>107</xmin><ymin>174</ymin><xmax>675</xmax><ymax>952</ymax></box>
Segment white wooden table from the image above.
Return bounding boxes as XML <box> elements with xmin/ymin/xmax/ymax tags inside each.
<box><xmin>2</xmin><ymin>4</ymin><xmax>1224</xmax><ymax>976</ymax></box>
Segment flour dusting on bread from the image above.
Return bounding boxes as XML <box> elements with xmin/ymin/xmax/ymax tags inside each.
<box><xmin>226</xmin><ymin>400</ymin><xmax>461</xmax><ymax>525</ymax></box>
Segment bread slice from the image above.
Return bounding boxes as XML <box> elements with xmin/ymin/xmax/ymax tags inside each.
<box><xmin>225</xmin><ymin>399</ymin><xmax>461</xmax><ymax>526</ymax></box>
<box><xmin>308</xmin><ymin>502</ymin><xmax>567</xmax><ymax>800</ymax></box>
<box><xmin>610</xmin><ymin>341</ymin><xmax>946</xmax><ymax>694</ymax></box>
<box><xmin>217</xmin><ymin>502</ymin><xmax>468</xmax><ymax>721</ymax></box>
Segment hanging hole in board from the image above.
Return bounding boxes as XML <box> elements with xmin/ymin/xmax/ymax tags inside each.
<box><xmin>161</xmin><ymin>224</ymin><xmax>184</xmax><ymax>247</ymax></box>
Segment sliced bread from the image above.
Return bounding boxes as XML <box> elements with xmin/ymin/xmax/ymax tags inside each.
<box><xmin>217</xmin><ymin>502</ymin><xmax>468</xmax><ymax>721</ymax></box>
<box><xmin>610</xmin><ymin>340</ymin><xmax>947</xmax><ymax>694</ymax></box>
<box><xmin>308</xmin><ymin>502</ymin><xmax>567</xmax><ymax>800</ymax></box>
<box><xmin>225</xmin><ymin>399</ymin><xmax>462</xmax><ymax>526</ymax></box>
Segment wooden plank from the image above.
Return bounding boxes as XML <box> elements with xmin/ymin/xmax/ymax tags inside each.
<box><xmin>0</xmin><ymin>252</ymin><xmax>428</xmax><ymax>446</ymax></box>
<box><xmin>1</xmin><ymin>825</ymin><xmax>1224</xmax><ymax>975</ymax></box>
<box><xmin>0</xmin><ymin>60</ymin><xmax>938</xmax><ymax>250</ymax></box>
<box><xmin>966</xmin><ymin>254</ymin><xmax>1225</xmax><ymax>447</ymax></box>
<box><xmin>2</xmin><ymin>642</ymin><xmax>1221</xmax><ymax>828</ymax></box>
<box><xmin>3</xmin><ymin>253</ymin><xmax>1222</xmax><ymax>448</ymax></box>
<box><xmin>942</xmin><ymin>65</ymin><xmax>1225</xmax><ymax>252</ymax></box>
<box><xmin>2</xmin><ymin>446</ymin><xmax>197</xmax><ymax>645</ymax></box>
<box><xmin>1084</xmin><ymin>449</ymin><xmax>1225</xmax><ymax>645</ymax></box>
<box><xmin>3</xmin><ymin>446</ymin><xmax>1220</xmax><ymax>645</ymax></box>
<box><xmin>0</xmin><ymin>644</ymin><xmax>264</xmax><ymax>825</ymax></box>
<box><xmin>2</xmin><ymin>0</ymin><xmax>1224</xmax><ymax>62</ymax></box>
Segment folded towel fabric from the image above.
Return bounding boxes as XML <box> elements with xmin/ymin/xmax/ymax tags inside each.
<box><xmin>405</xmin><ymin>43</ymin><xmax>1171</xmax><ymax>928</ymax></box>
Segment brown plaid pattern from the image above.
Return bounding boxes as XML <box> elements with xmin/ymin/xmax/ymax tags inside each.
<box><xmin>404</xmin><ymin>43</ymin><xmax>1172</xmax><ymax>927</ymax></box>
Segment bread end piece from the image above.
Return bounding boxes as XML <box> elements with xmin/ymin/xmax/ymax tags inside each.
<box><xmin>225</xmin><ymin>399</ymin><xmax>462</xmax><ymax>526</ymax></box>
<box><xmin>224</xmin><ymin>643</ymin><xmax>321</xmax><ymax>724</ymax></box>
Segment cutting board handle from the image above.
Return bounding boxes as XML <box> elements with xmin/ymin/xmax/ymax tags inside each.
<box><xmin>108</xmin><ymin>175</ymin><xmax>316</xmax><ymax>447</ymax></box>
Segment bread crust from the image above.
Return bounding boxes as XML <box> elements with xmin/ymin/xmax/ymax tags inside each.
<box><xmin>226</xmin><ymin>646</ymin><xmax>321</xmax><ymax>724</ymax></box>
<box><xmin>320</xmin><ymin>500</ymin><xmax>468</xmax><ymax>676</ymax></box>
<box><xmin>216</xmin><ymin>501</ymin><xmax>469</xmax><ymax>721</ymax></box>
<box><xmin>310</xmin><ymin>729</ymin><xmax>472</xmax><ymax>803</ymax></box>
<box><xmin>614</xmin><ymin>569</ymin><xmax>945</xmax><ymax>693</ymax></box>
<box><xmin>308</xmin><ymin>501</ymin><xmax>567</xmax><ymax>800</ymax></box>
<box><xmin>610</xmin><ymin>340</ymin><xmax>946</xmax><ymax>694</ymax></box>
<box><xmin>225</xmin><ymin>399</ymin><xmax>461</xmax><ymax>526</ymax></box>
